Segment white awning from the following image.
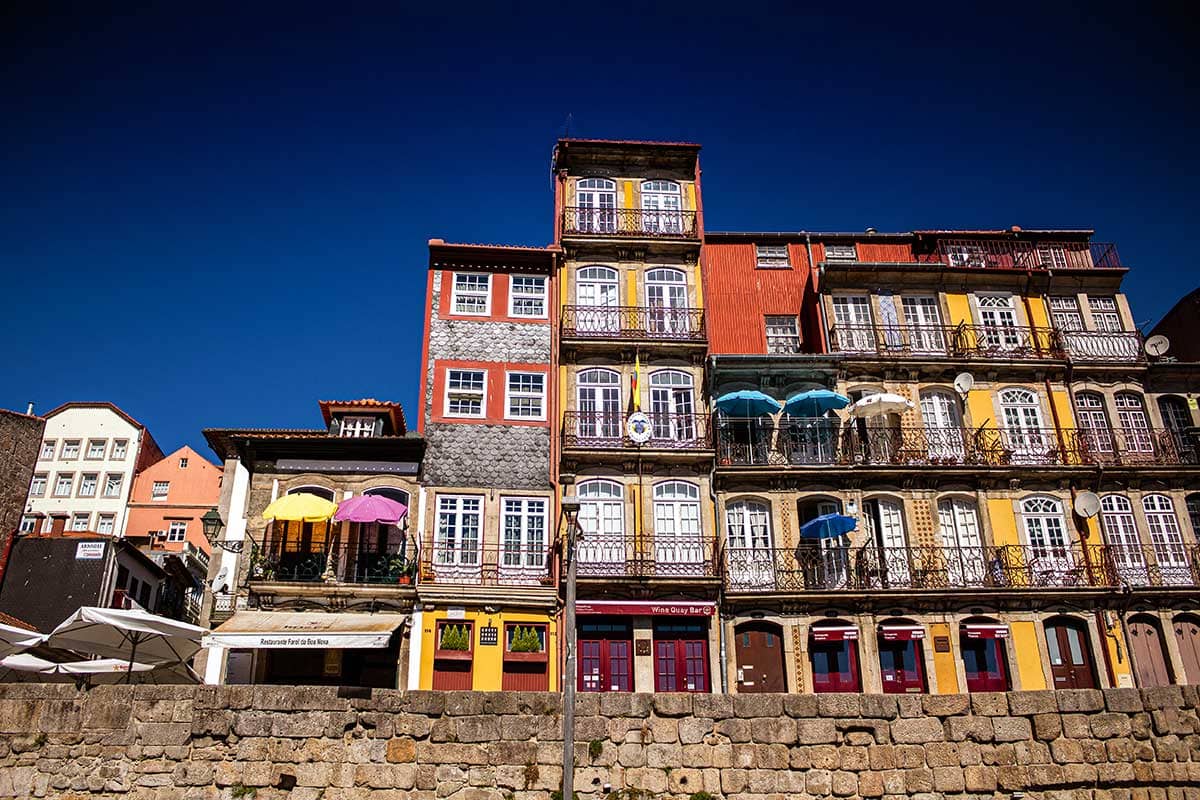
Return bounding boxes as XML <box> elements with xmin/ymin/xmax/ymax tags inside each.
<box><xmin>204</xmin><ymin>612</ymin><xmax>407</xmax><ymax>650</ymax></box>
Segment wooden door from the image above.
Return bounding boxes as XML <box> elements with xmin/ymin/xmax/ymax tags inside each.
<box><xmin>1174</xmin><ymin>615</ymin><xmax>1200</xmax><ymax>684</ymax></box>
<box><xmin>734</xmin><ymin>623</ymin><xmax>786</xmax><ymax>693</ymax></box>
<box><xmin>1045</xmin><ymin>619</ymin><xmax>1098</xmax><ymax>689</ymax></box>
<box><xmin>1127</xmin><ymin>617</ymin><xmax>1173</xmax><ymax>687</ymax></box>
<box><xmin>578</xmin><ymin>637</ymin><xmax>632</xmax><ymax>693</ymax></box>
<box><xmin>961</xmin><ymin>636</ymin><xmax>1009</xmax><ymax>692</ymax></box>
<box><xmin>878</xmin><ymin>638</ymin><xmax>926</xmax><ymax>694</ymax></box>
<box><xmin>809</xmin><ymin>638</ymin><xmax>861</xmax><ymax>693</ymax></box>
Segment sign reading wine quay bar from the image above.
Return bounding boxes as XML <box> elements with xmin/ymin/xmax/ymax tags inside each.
<box><xmin>574</xmin><ymin>601</ymin><xmax>717</xmax><ymax>616</ymax></box>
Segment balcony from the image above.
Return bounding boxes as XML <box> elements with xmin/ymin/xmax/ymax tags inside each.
<box><xmin>829</xmin><ymin>323</ymin><xmax>1064</xmax><ymax>360</ymax></box>
<box><xmin>419</xmin><ymin>544</ymin><xmax>554</xmax><ymax>588</ymax></box>
<box><xmin>562</xmin><ymin>207</ymin><xmax>698</xmax><ymax>239</ymax></box>
<box><xmin>576</xmin><ymin>535</ymin><xmax>719</xmax><ymax>579</ymax></box>
<box><xmin>715</xmin><ymin>420</ymin><xmax>1198</xmax><ymax>468</ymax></box>
<box><xmin>250</xmin><ymin>541</ymin><xmax>418</xmax><ymax>585</ymax></box>
<box><xmin>915</xmin><ymin>240</ymin><xmax>1123</xmax><ymax>270</ymax></box>
<box><xmin>563</xmin><ymin>411</ymin><xmax>711</xmax><ymax>451</ymax></box>
<box><xmin>561</xmin><ymin>305</ymin><xmax>705</xmax><ymax>342</ymax></box>
<box><xmin>1060</xmin><ymin>330</ymin><xmax>1144</xmax><ymax>362</ymax></box>
<box><xmin>724</xmin><ymin>542</ymin><xmax>1200</xmax><ymax>594</ymax></box>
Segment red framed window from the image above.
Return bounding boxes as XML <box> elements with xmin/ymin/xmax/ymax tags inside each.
<box><xmin>653</xmin><ymin>621</ymin><xmax>709</xmax><ymax>693</ymax></box>
<box><xmin>961</xmin><ymin>624</ymin><xmax>1010</xmax><ymax>692</ymax></box>
<box><xmin>578</xmin><ymin>619</ymin><xmax>632</xmax><ymax>692</ymax></box>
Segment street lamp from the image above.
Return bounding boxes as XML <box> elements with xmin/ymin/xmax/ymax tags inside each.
<box><xmin>201</xmin><ymin>508</ymin><xmax>245</xmax><ymax>553</ymax></box>
<box><xmin>560</xmin><ymin>494</ymin><xmax>582</xmax><ymax>800</ymax></box>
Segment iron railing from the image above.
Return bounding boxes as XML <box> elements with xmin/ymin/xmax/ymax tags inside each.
<box><xmin>724</xmin><ymin>543</ymin><xmax>1200</xmax><ymax>594</ymax></box>
<box><xmin>574</xmin><ymin>535</ymin><xmax>720</xmax><ymax>579</ymax></box>
<box><xmin>563</xmin><ymin>411</ymin><xmax>711</xmax><ymax>450</ymax></box>
<box><xmin>419</xmin><ymin>544</ymin><xmax>554</xmax><ymax>587</ymax></box>
<box><xmin>251</xmin><ymin>540</ymin><xmax>418</xmax><ymax>585</ymax></box>
<box><xmin>829</xmin><ymin>323</ymin><xmax>1065</xmax><ymax>360</ymax></box>
<box><xmin>914</xmin><ymin>240</ymin><xmax>1122</xmax><ymax>270</ymax></box>
<box><xmin>561</xmin><ymin>305</ymin><xmax>706</xmax><ymax>341</ymax></box>
<box><xmin>1059</xmin><ymin>330</ymin><xmax>1144</xmax><ymax>362</ymax></box>
<box><xmin>562</xmin><ymin>207</ymin><xmax>698</xmax><ymax>238</ymax></box>
<box><xmin>716</xmin><ymin>420</ymin><xmax>1197</xmax><ymax>468</ymax></box>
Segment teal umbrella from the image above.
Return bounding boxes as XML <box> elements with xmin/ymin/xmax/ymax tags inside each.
<box><xmin>715</xmin><ymin>390</ymin><xmax>782</xmax><ymax>417</ymax></box>
<box><xmin>783</xmin><ymin>390</ymin><xmax>850</xmax><ymax>417</ymax></box>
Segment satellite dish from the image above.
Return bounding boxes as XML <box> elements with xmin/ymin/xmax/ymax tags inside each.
<box><xmin>953</xmin><ymin>372</ymin><xmax>975</xmax><ymax>395</ymax></box>
<box><xmin>1074</xmin><ymin>492</ymin><xmax>1101</xmax><ymax>519</ymax></box>
<box><xmin>1145</xmin><ymin>335</ymin><xmax>1171</xmax><ymax>357</ymax></box>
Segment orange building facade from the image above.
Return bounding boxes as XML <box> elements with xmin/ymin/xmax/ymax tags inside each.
<box><xmin>126</xmin><ymin>445</ymin><xmax>221</xmax><ymax>555</ymax></box>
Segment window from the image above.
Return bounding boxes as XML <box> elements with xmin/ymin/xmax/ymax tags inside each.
<box><xmin>825</xmin><ymin>244</ymin><xmax>857</xmax><ymax>261</ymax></box>
<box><xmin>86</xmin><ymin>439</ymin><xmax>106</xmax><ymax>459</ymax></box>
<box><xmin>509</xmin><ymin>276</ymin><xmax>547</xmax><ymax>318</ymax></box>
<box><xmin>577</xmin><ymin>480</ymin><xmax>626</xmax><ymax>570</ymax></box>
<box><xmin>29</xmin><ymin>474</ymin><xmax>47</xmax><ymax>497</ymax></box>
<box><xmin>1115</xmin><ymin>393</ymin><xmax>1152</xmax><ymax>452</ymax></box>
<box><xmin>645</xmin><ymin>268</ymin><xmax>689</xmax><ymax>334</ymax></box>
<box><xmin>40</xmin><ymin>440</ymin><xmax>56</xmax><ymax>460</ymax></box>
<box><xmin>501</xmin><ymin>497</ymin><xmax>548</xmax><ymax>572</ymax></box>
<box><xmin>1088</xmin><ymin>296</ymin><xmax>1122</xmax><ymax>331</ymax></box>
<box><xmin>111</xmin><ymin>440</ymin><xmax>128</xmax><ymax>459</ymax></box>
<box><xmin>652</xmin><ymin>482</ymin><xmax>703</xmax><ymax>571</ymax></box>
<box><xmin>1074</xmin><ymin>392</ymin><xmax>1113</xmax><ymax>455</ymax></box>
<box><xmin>641</xmin><ymin>180</ymin><xmax>683</xmax><ymax>234</ymax></box>
<box><xmin>71</xmin><ymin>513</ymin><xmax>90</xmax><ymax>531</ymax></box>
<box><xmin>61</xmin><ymin>440</ymin><xmax>81</xmax><ymax>459</ymax></box>
<box><xmin>78</xmin><ymin>473</ymin><xmax>98</xmax><ymax>497</ymax></box>
<box><xmin>901</xmin><ymin>296</ymin><xmax>946</xmax><ymax>353</ymax></box>
<box><xmin>505</xmin><ymin>372</ymin><xmax>545</xmax><ymax>420</ymax></box>
<box><xmin>725</xmin><ymin>499</ymin><xmax>775</xmax><ymax>590</ymax></box>
<box><xmin>755</xmin><ymin>244</ymin><xmax>790</xmax><ymax>269</ymax></box>
<box><xmin>19</xmin><ymin>516</ymin><xmax>38</xmax><ymax>534</ymax></box>
<box><xmin>1049</xmin><ymin>296</ymin><xmax>1084</xmax><ymax>331</ymax></box>
<box><xmin>167</xmin><ymin>521</ymin><xmax>187</xmax><ymax>542</ymax></box>
<box><xmin>103</xmin><ymin>473</ymin><xmax>123</xmax><ymax>497</ymax></box>
<box><xmin>936</xmin><ymin>498</ymin><xmax>984</xmax><ymax>585</ymax></box>
<box><xmin>1158</xmin><ymin>397</ymin><xmax>1193</xmax><ymax>433</ymax></box>
<box><xmin>434</xmin><ymin>495</ymin><xmax>482</xmax><ymax>567</ymax></box>
<box><xmin>999</xmin><ymin>388</ymin><xmax>1049</xmax><ymax>462</ymax></box>
<box><xmin>831</xmin><ymin>296</ymin><xmax>875</xmax><ymax>352</ymax></box>
<box><xmin>53</xmin><ymin>473</ymin><xmax>74</xmax><ymax>497</ymax></box>
<box><xmin>1020</xmin><ymin>497</ymin><xmax>1072</xmax><ymax>583</ymax></box>
<box><xmin>339</xmin><ymin>416</ymin><xmax>379</xmax><ymax>438</ymax></box>
<box><xmin>96</xmin><ymin>514</ymin><xmax>115</xmax><ymax>535</ymax></box>
<box><xmin>574</xmin><ymin>178</ymin><xmax>617</xmax><ymax>233</ymax></box>
<box><xmin>1099</xmin><ymin>495</ymin><xmax>1147</xmax><ymax>584</ymax></box>
<box><xmin>576</xmin><ymin>368</ymin><xmax>622</xmax><ymax>440</ymax></box>
<box><xmin>765</xmin><ymin>315</ymin><xmax>801</xmax><ymax>354</ymax></box>
<box><xmin>1143</xmin><ymin>495</ymin><xmax>1189</xmax><ymax>583</ymax></box>
<box><xmin>1188</xmin><ymin>494</ymin><xmax>1200</xmax><ymax>541</ymax></box>
<box><xmin>505</xmin><ymin>623</ymin><xmax>547</xmax><ymax>653</ymax></box>
<box><xmin>1036</xmin><ymin>244</ymin><xmax>1068</xmax><ymax>270</ymax></box>
<box><xmin>445</xmin><ymin>369</ymin><xmax>486</xmax><ymax>417</ymax></box>
<box><xmin>451</xmin><ymin>273</ymin><xmax>491</xmax><ymax>315</ymax></box>
<box><xmin>152</xmin><ymin>481</ymin><xmax>170</xmax><ymax>501</ymax></box>
<box><xmin>179</xmin><ymin>457</ymin><xmax>189</xmax><ymax>469</ymax></box>
<box><xmin>648</xmin><ymin>370</ymin><xmax>696</xmax><ymax>441</ymax></box>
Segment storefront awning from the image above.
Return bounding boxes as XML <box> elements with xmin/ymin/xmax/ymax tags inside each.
<box><xmin>879</xmin><ymin>624</ymin><xmax>925</xmax><ymax>641</ymax></box>
<box><xmin>962</xmin><ymin>623</ymin><xmax>1009</xmax><ymax>639</ymax></box>
<box><xmin>575</xmin><ymin>600</ymin><xmax>716</xmax><ymax>617</ymax></box>
<box><xmin>810</xmin><ymin>625</ymin><xmax>858</xmax><ymax>641</ymax></box>
<box><xmin>204</xmin><ymin>612</ymin><xmax>407</xmax><ymax>649</ymax></box>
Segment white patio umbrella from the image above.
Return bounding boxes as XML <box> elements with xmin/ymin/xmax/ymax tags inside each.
<box><xmin>43</xmin><ymin>607</ymin><xmax>205</xmax><ymax>671</ymax></box>
<box><xmin>848</xmin><ymin>392</ymin><xmax>914</xmax><ymax>418</ymax></box>
<box><xmin>0</xmin><ymin>623</ymin><xmax>42</xmax><ymax>659</ymax></box>
<box><xmin>0</xmin><ymin>653</ymin><xmax>193</xmax><ymax>685</ymax></box>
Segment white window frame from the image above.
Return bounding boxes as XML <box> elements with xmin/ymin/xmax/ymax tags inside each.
<box><xmin>103</xmin><ymin>473</ymin><xmax>124</xmax><ymax>498</ymax></box>
<box><xmin>339</xmin><ymin>416</ymin><xmax>378</xmax><ymax>438</ymax></box>
<box><xmin>764</xmin><ymin>315</ymin><xmax>801</xmax><ymax>354</ymax></box>
<box><xmin>451</xmin><ymin>273</ymin><xmax>492</xmax><ymax>316</ymax></box>
<box><xmin>111</xmin><ymin>440</ymin><xmax>128</xmax><ymax>460</ymax></box>
<box><xmin>755</xmin><ymin>244</ymin><xmax>790</xmax><ymax>269</ymax></box>
<box><xmin>61</xmin><ymin>440</ymin><xmax>81</xmax><ymax>460</ymax></box>
<box><xmin>444</xmin><ymin>368</ymin><xmax>487</xmax><ymax>418</ymax></box>
<box><xmin>500</xmin><ymin>496</ymin><xmax>549</xmax><ymax>569</ymax></box>
<box><xmin>151</xmin><ymin>481</ymin><xmax>170</xmax><ymax>501</ymax></box>
<box><xmin>179</xmin><ymin>457</ymin><xmax>189</xmax><ymax>468</ymax></box>
<box><xmin>70</xmin><ymin>513</ymin><xmax>90</xmax><ymax>531</ymax></box>
<box><xmin>96</xmin><ymin>514</ymin><xmax>115</xmax><ymax>535</ymax></box>
<box><xmin>167</xmin><ymin>521</ymin><xmax>187</xmax><ymax>542</ymax></box>
<box><xmin>29</xmin><ymin>473</ymin><xmax>47</xmax><ymax>497</ymax></box>
<box><xmin>1088</xmin><ymin>296</ymin><xmax>1123</xmax><ymax>332</ymax></box>
<box><xmin>1049</xmin><ymin>296</ymin><xmax>1084</xmax><ymax>331</ymax></box>
<box><xmin>19</xmin><ymin>516</ymin><xmax>38</xmax><ymax>534</ymax></box>
<box><xmin>53</xmin><ymin>473</ymin><xmax>74</xmax><ymax>497</ymax></box>
<box><xmin>824</xmin><ymin>244</ymin><xmax>858</xmax><ymax>261</ymax></box>
<box><xmin>40</xmin><ymin>440</ymin><xmax>56</xmax><ymax>460</ymax></box>
<box><xmin>508</xmin><ymin>275</ymin><xmax>547</xmax><ymax>318</ymax></box>
<box><xmin>78</xmin><ymin>473</ymin><xmax>98</xmax><ymax>498</ymax></box>
<box><xmin>434</xmin><ymin>494</ymin><xmax>483</xmax><ymax>568</ymax></box>
<box><xmin>504</xmin><ymin>371</ymin><xmax>546</xmax><ymax>421</ymax></box>
<box><xmin>85</xmin><ymin>439</ymin><xmax>107</xmax><ymax>459</ymax></box>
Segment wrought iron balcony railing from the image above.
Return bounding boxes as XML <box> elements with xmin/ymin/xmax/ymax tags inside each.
<box><xmin>419</xmin><ymin>544</ymin><xmax>554</xmax><ymax>587</ymax></box>
<box><xmin>914</xmin><ymin>240</ymin><xmax>1122</xmax><ymax>270</ymax></box>
<box><xmin>563</xmin><ymin>411</ymin><xmax>711</xmax><ymax>451</ymax></box>
<box><xmin>562</xmin><ymin>206</ymin><xmax>698</xmax><ymax>238</ymax></box>
<box><xmin>724</xmin><ymin>542</ymin><xmax>1200</xmax><ymax>594</ymax></box>
<box><xmin>715</xmin><ymin>419</ymin><xmax>1198</xmax><ymax>468</ymax></box>
<box><xmin>251</xmin><ymin>540</ymin><xmax>418</xmax><ymax>585</ymax></box>
<box><xmin>1059</xmin><ymin>330</ymin><xmax>1144</xmax><ymax>362</ymax></box>
<box><xmin>575</xmin><ymin>534</ymin><xmax>719</xmax><ymax>579</ymax></box>
<box><xmin>829</xmin><ymin>323</ymin><xmax>1065</xmax><ymax>360</ymax></box>
<box><xmin>561</xmin><ymin>305</ymin><xmax>705</xmax><ymax>341</ymax></box>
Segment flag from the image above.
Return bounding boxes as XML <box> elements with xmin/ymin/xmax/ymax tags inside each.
<box><xmin>633</xmin><ymin>353</ymin><xmax>641</xmax><ymax>411</ymax></box>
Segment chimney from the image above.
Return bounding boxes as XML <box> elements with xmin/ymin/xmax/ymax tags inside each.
<box><xmin>25</xmin><ymin>402</ymin><xmax>34</xmax><ymax>415</ymax></box>
<box><xmin>49</xmin><ymin>514</ymin><xmax>68</xmax><ymax>535</ymax></box>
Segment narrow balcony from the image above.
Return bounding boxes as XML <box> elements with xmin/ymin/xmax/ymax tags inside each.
<box><xmin>915</xmin><ymin>240</ymin><xmax>1123</xmax><ymax>270</ymax></box>
<box><xmin>1060</xmin><ymin>329</ymin><xmax>1144</xmax><ymax>363</ymax></box>
<box><xmin>1077</xmin><ymin>427</ymin><xmax>1199</xmax><ymax>466</ymax></box>
<box><xmin>250</xmin><ymin>541</ymin><xmax>418</xmax><ymax>585</ymax></box>
<box><xmin>562</xmin><ymin>207</ymin><xmax>698</xmax><ymax>239</ymax></box>
<box><xmin>576</xmin><ymin>535</ymin><xmax>719</xmax><ymax>579</ymax></box>
<box><xmin>419</xmin><ymin>544</ymin><xmax>554</xmax><ymax>588</ymax></box>
<box><xmin>828</xmin><ymin>323</ymin><xmax>1065</xmax><ymax>360</ymax></box>
<box><xmin>561</xmin><ymin>305</ymin><xmax>706</xmax><ymax>342</ymax></box>
<box><xmin>724</xmin><ymin>543</ymin><xmax>1200</xmax><ymax>594</ymax></box>
<box><xmin>563</xmin><ymin>411</ymin><xmax>711</xmax><ymax>451</ymax></box>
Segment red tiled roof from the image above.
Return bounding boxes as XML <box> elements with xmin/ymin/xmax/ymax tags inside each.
<box><xmin>318</xmin><ymin>399</ymin><xmax>407</xmax><ymax>434</ymax></box>
<box><xmin>0</xmin><ymin>611</ymin><xmax>36</xmax><ymax>631</ymax></box>
<box><xmin>428</xmin><ymin>240</ymin><xmax>560</xmax><ymax>252</ymax></box>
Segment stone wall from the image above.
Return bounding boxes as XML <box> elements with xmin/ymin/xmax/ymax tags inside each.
<box><xmin>0</xmin><ymin>408</ymin><xmax>43</xmax><ymax>575</ymax></box>
<box><xmin>0</xmin><ymin>684</ymin><xmax>1198</xmax><ymax>800</ymax></box>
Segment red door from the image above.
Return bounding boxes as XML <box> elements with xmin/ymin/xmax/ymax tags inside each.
<box><xmin>1045</xmin><ymin>619</ymin><xmax>1098</xmax><ymax>689</ymax></box>
<box><xmin>809</xmin><ymin>630</ymin><xmax>861</xmax><ymax>693</ymax></box>
<box><xmin>578</xmin><ymin>621</ymin><xmax>632</xmax><ymax>693</ymax></box>
<box><xmin>878</xmin><ymin>637</ymin><xmax>926</xmax><ymax>694</ymax></box>
<box><xmin>961</xmin><ymin>635</ymin><xmax>1009</xmax><ymax>692</ymax></box>
<box><xmin>653</xmin><ymin>639</ymin><xmax>709</xmax><ymax>692</ymax></box>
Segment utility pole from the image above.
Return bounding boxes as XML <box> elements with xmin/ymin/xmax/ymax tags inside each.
<box><xmin>560</xmin><ymin>496</ymin><xmax>581</xmax><ymax>800</ymax></box>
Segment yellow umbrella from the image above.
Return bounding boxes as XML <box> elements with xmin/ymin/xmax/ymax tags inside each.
<box><xmin>261</xmin><ymin>493</ymin><xmax>338</xmax><ymax>522</ymax></box>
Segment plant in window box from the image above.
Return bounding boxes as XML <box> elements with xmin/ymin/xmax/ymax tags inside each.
<box><xmin>505</xmin><ymin>625</ymin><xmax>547</xmax><ymax>662</ymax></box>
<box><xmin>435</xmin><ymin>624</ymin><xmax>471</xmax><ymax>659</ymax></box>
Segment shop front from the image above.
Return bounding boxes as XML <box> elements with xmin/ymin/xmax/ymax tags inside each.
<box><xmin>575</xmin><ymin>600</ymin><xmax>717</xmax><ymax>693</ymax></box>
<box><xmin>416</xmin><ymin>607</ymin><xmax>557</xmax><ymax>691</ymax></box>
<box><xmin>960</xmin><ymin>621</ymin><xmax>1011</xmax><ymax>692</ymax></box>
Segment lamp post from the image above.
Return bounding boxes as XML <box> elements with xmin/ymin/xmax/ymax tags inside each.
<box><xmin>201</xmin><ymin>508</ymin><xmax>244</xmax><ymax>553</ymax></box>
<box><xmin>560</xmin><ymin>495</ymin><xmax>582</xmax><ymax>800</ymax></box>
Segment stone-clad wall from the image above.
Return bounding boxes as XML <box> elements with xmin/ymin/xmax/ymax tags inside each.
<box><xmin>1</xmin><ymin>685</ymin><xmax>1199</xmax><ymax>800</ymax></box>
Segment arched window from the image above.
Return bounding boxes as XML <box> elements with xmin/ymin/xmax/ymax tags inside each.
<box><xmin>576</xmin><ymin>369</ymin><xmax>622</xmax><ymax>440</ymax></box>
<box><xmin>1075</xmin><ymin>392</ymin><xmax>1114</xmax><ymax>456</ymax></box>
<box><xmin>1143</xmin><ymin>495</ymin><xmax>1189</xmax><ymax>584</ymax></box>
<box><xmin>653</xmin><ymin>481</ymin><xmax>703</xmax><ymax>574</ymax></box>
<box><xmin>920</xmin><ymin>389</ymin><xmax>965</xmax><ymax>461</ymax></box>
<box><xmin>574</xmin><ymin>265</ymin><xmax>620</xmax><ymax>334</ymax></box>
<box><xmin>1019</xmin><ymin>497</ymin><xmax>1073</xmax><ymax>584</ymax></box>
<box><xmin>576</xmin><ymin>480</ymin><xmax>625</xmax><ymax>573</ymax></box>
<box><xmin>999</xmin><ymin>389</ymin><xmax>1049</xmax><ymax>462</ymax></box>
<box><xmin>287</xmin><ymin>485</ymin><xmax>334</xmax><ymax>500</ymax></box>
<box><xmin>271</xmin><ymin>486</ymin><xmax>335</xmax><ymax>578</ymax></box>
<box><xmin>1159</xmin><ymin>396</ymin><xmax>1194</xmax><ymax>432</ymax></box>
<box><xmin>648</xmin><ymin>370</ymin><xmax>695</xmax><ymax>441</ymax></box>
<box><xmin>1115</xmin><ymin>392</ymin><xmax>1152</xmax><ymax>453</ymax></box>
<box><xmin>959</xmin><ymin>616</ymin><xmax>1011</xmax><ymax>692</ymax></box>
<box><xmin>1099</xmin><ymin>495</ymin><xmax>1147</xmax><ymax>584</ymax></box>
<box><xmin>575</xmin><ymin>178</ymin><xmax>616</xmax><ymax>233</ymax></box>
<box><xmin>640</xmin><ymin>180</ymin><xmax>683</xmax><ymax>234</ymax></box>
<box><xmin>726</xmin><ymin>498</ymin><xmax>771</xmax><ymax>550</ymax></box>
<box><xmin>863</xmin><ymin>497</ymin><xmax>910</xmax><ymax>587</ymax></box>
<box><xmin>354</xmin><ymin>486</ymin><xmax>412</xmax><ymax>582</ymax></box>
<box><xmin>937</xmin><ymin>497</ymin><xmax>984</xmax><ymax>585</ymax></box>
<box><xmin>645</xmin><ymin>268</ymin><xmax>689</xmax><ymax>334</ymax></box>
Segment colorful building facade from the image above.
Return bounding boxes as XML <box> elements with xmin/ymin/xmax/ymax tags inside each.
<box><xmin>125</xmin><ymin>445</ymin><xmax>222</xmax><ymax>555</ymax></box>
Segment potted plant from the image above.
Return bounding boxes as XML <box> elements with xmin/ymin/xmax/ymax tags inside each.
<box><xmin>434</xmin><ymin>623</ymin><xmax>472</xmax><ymax>660</ymax></box>
<box><xmin>391</xmin><ymin>557</ymin><xmax>415</xmax><ymax>585</ymax></box>
<box><xmin>505</xmin><ymin>625</ymin><xmax>547</xmax><ymax>662</ymax></box>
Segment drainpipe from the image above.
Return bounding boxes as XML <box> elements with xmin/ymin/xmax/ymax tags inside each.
<box><xmin>710</xmin><ymin>456</ymin><xmax>727</xmax><ymax>694</ymax></box>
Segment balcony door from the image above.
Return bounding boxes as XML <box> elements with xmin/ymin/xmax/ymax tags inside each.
<box><xmin>641</xmin><ymin>180</ymin><xmax>682</xmax><ymax>234</ymax></box>
<box><xmin>577</xmin><ymin>368</ymin><xmax>622</xmax><ymax>440</ymax></box>
<box><xmin>1020</xmin><ymin>497</ymin><xmax>1074</xmax><ymax>585</ymax></box>
<box><xmin>975</xmin><ymin>294</ymin><xmax>1023</xmax><ymax>351</ymax></box>
<box><xmin>832</xmin><ymin>296</ymin><xmax>874</xmax><ymax>352</ymax></box>
<box><xmin>725</xmin><ymin>499</ymin><xmax>775</xmax><ymax>590</ymax></box>
<box><xmin>937</xmin><ymin>498</ymin><xmax>984</xmax><ymax>585</ymax></box>
<box><xmin>433</xmin><ymin>495</ymin><xmax>482</xmax><ymax>581</ymax></box>
<box><xmin>1159</xmin><ymin>397</ymin><xmax>1197</xmax><ymax>462</ymax></box>
<box><xmin>577</xmin><ymin>480</ymin><xmax>626</xmax><ymax>575</ymax></box>
<box><xmin>645</xmin><ymin>267</ymin><xmax>688</xmax><ymax>335</ymax></box>
<box><xmin>499</xmin><ymin>497</ymin><xmax>548</xmax><ymax>585</ymax></box>
<box><xmin>901</xmin><ymin>296</ymin><xmax>945</xmax><ymax>354</ymax></box>
<box><xmin>999</xmin><ymin>388</ymin><xmax>1050</xmax><ymax>463</ymax></box>
<box><xmin>1045</xmin><ymin>617</ymin><xmax>1098</xmax><ymax>689</ymax></box>
<box><xmin>920</xmin><ymin>389</ymin><xmax>965</xmax><ymax>462</ymax></box>
<box><xmin>1075</xmin><ymin>392</ymin><xmax>1114</xmax><ymax>458</ymax></box>
<box><xmin>864</xmin><ymin>498</ymin><xmax>911</xmax><ymax>587</ymax></box>
<box><xmin>576</xmin><ymin>178</ymin><xmax>616</xmax><ymax>233</ymax></box>
<box><xmin>1115</xmin><ymin>393</ymin><xmax>1153</xmax><ymax>455</ymax></box>
<box><xmin>1144</xmin><ymin>495</ymin><xmax>1190</xmax><ymax>585</ymax></box>
<box><xmin>649</xmin><ymin>370</ymin><xmax>695</xmax><ymax>443</ymax></box>
<box><xmin>576</xmin><ymin>266</ymin><xmax>620</xmax><ymax>333</ymax></box>
<box><xmin>653</xmin><ymin>481</ymin><xmax>704</xmax><ymax>576</ymax></box>
<box><xmin>1099</xmin><ymin>495</ymin><xmax>1148</xmax><ymax>585</ymax></box>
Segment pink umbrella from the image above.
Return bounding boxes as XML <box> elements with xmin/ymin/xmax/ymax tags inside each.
<box><xmin>334</xmin><ymin>495</ymin><xmax>408</xmax><ymax>524</ymax></box>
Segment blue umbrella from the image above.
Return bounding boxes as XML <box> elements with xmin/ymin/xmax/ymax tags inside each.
<box><xmin>800</xmin><ymin>513</ymin><xmax>857</xmax><ymax>540</ymax></box>
<box><xmin>783</xmin><ymin>390</ymin><xmax>851</xmax><ymax>417</ymax></box>
<box><xmin>715</xmin><ymin>390</ymin><xmax>782</xmax><ymax>417</ymax></box>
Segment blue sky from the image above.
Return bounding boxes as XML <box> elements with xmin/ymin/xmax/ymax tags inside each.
<box><xmin>2</xmin><ymin>2</ymin><xmax>1197</xmax><ymax>459</ymax></box>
